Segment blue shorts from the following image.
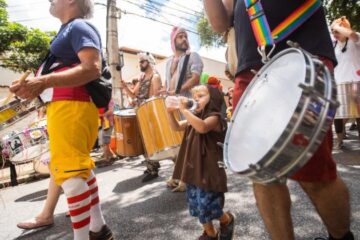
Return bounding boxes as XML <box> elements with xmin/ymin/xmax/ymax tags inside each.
<box><xmin>98</xmin><ymin>126</ymin><xmax>113</xmax><ymax>145</ymax></box>
<box><xmin>186</xmin><ymin>184</ymin><xmax>224</xmax><ymax>224</ymax></box>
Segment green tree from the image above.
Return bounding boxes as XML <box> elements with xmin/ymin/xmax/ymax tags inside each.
<box><xmin>197</xmin><ymin>14</ymin><xmax>225</xmax><ymax>48</ymax></box>
<box><xmin>0</xmin><ymin>0</ymin><xmax>55</xmax><ymax>73</ymax></box>
<box><xmin>197</xmin><ymin>1</ymin><xmax>360</xmax><ymax>47</ymax></box>
<box><xmin>324</xmin><ymin>0</ymin><xmax>360</xmax><ymax>31</ymax></box>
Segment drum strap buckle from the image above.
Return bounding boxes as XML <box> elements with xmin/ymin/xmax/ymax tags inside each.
<box><xmin>257</xmin><ymin>45</ymin><xmax>275</xmax><ymax>63</ymax></box>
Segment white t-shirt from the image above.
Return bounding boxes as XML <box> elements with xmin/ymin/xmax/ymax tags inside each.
<box><xmin>334</xmin><ymin>32</ymin><xmax>360</xmax><ymax>84</ymax></box>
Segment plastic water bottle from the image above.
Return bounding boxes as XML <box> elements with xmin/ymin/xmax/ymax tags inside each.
<box><xmin>165</xmin><ymin>96</ymin><xmax>198</xmax><ymax>111</ymax></box>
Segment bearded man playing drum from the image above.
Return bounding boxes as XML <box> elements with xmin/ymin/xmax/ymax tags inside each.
<box><xmin>120</xmin><ymin>52</ymin><xmax>162</xmax><ymax>182</ymax></box>
<box><xmin>203</xmin><ymin>1</ymin><xmax>354</xmax><ymax>240</ymax></box>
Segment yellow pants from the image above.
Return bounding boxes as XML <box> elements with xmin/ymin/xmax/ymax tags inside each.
<box><xmin>47</xmin><ymin>101</ymin><xmax>98</xmax><ymax>185</ymax></box>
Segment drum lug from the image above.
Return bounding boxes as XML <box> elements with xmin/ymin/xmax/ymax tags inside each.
<box><xmin>298</xmin><ymin>83</ymin><xmax>313</xmax><ymax>94</ymax></box>
<box><xmin>298</xmin><ymin>83</ymin><xmax>340</xmax><ymax>108</ymax></box>
<box><xmin>249</xmin><ymin>163</ymin><xmax>261</xmax><ymax>172</ymax></box>
<box><xmin>286</xmin><ymin>40</ymin><xmax>300</xmax><ymax>48</ymax></box>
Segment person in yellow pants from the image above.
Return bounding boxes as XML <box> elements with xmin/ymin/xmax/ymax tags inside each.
<box><xmin>10</xmin><ymin>0</ymin><xmax>113</xmax><ymax>239</ymax></box>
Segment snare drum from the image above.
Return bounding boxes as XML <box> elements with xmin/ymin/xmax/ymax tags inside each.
<box><xmin>224</xmin><ymin>48</ymin><xmax>338</xmax><ymax>184</ymax></box>
<box><xmin>114</xmin><ymin>109</ymin><xmax>144</xmax><ymax>157</ymax></box>
<box><xmin>335</xmin><ymin>81</ymin><xmax>360</xmax><ymax>119</ymax></box>
<box><xmin>136</xmin><ymin>97</ymin><xmax>184</xmax><ymax>161</ymax></box>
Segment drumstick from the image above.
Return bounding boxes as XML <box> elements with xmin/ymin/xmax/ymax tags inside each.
<box><xmin>0</xmin><ymin>70</ymin><xmax>31</xmax><ymax>106</ymax></box>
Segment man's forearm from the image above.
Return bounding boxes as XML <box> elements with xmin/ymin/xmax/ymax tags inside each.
<box><xmin>44</xmin><ymin>64</ymin><xmax>101</xmax><ymax>88</ymax></box>
<box><xmin>180</xmin><ymin>76</ymin><xmax>199</xmax><ymax>93</ymax></box>
<box><xmin>203</xmin><ymin>0</ymin><xmax>232</xmax><ymax>33</ymax></box>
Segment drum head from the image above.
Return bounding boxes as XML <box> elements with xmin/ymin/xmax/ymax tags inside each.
<box><xmin>225</xmin><ymin>50</ymin><xmax>307</xmax><ymax>173</ymax></box>
<box><xmin>115</xmin><ymin>109</ymin><xmax>136</xmax><ymax>116</ymax></box>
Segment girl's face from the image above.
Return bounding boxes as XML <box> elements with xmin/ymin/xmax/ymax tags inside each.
<box><xmin>192</xmin><ymin>87</ymin><xmax>210</xmax><ymax>113</ymax></box>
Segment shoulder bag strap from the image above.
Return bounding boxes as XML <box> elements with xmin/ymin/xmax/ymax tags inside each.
<box><xmin>175</xmin><ymin>54</ymin><xmax>190</xmax><ymax>94</ymax></box>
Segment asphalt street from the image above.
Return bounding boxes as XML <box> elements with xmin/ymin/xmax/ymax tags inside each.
<box><xmin>0</xmin><ymin>146</ymin><xmax>359</xmax><ymax>240</ymax></box>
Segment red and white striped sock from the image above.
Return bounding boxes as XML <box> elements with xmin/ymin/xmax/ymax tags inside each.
<box><xmin>62</xmin><ymin>177</ymin><xmax>91</xmax><ymax>240</ymax></box>
<box><xmin>87</xmin><ymin>171</ymin><xmax>106</xmax><ymax>233</ymax></box>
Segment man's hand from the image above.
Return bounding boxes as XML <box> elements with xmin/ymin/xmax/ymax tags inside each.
<box><xmin>10</xmin><ymin>76</ymin><xmax>47</xmax><ymax>101</ymax></box>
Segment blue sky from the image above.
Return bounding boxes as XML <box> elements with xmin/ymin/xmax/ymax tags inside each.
<box><xmin>6</xmin><ymin>0</ymin><xmax>225</xmax><ymax>61</ymax></box>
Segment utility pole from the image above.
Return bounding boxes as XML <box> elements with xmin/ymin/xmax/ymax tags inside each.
<box><xmin>106</xmin><ymin>0</ymin><xmax>124</xmax><ymax>109</ymax></box>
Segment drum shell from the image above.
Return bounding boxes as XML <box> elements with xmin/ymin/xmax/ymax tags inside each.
<box><xmin>136</xmin><ymin>97</ymin><xmax>184</xmax><ymax>161</ymax></box>
<box><xmin>114</xmin><ymin>110</ymin><xmax>144</xmax><ymax>157</ymax></box>
<box><xmin>335</xmin><ymin>82</ymin><xmax>360</xmax><ymax>119</ymax></box>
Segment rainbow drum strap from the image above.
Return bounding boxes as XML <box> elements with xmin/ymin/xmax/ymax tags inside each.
<box><xmin>244</xmin><ymin>0</ymin><xmax>321</xmax><ymax>47</ymax></box>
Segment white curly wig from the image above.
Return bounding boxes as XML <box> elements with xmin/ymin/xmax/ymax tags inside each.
<box><xmin>138</xmin><ymin>52</ymin><xmax>156</xmax><ymax>66</ymax></box>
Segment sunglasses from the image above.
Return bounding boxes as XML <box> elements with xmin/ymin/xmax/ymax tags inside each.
<box><xmin>139</xmin><ymin>60</ymin><xmax>147</xmax><ymax>64</ymax></box>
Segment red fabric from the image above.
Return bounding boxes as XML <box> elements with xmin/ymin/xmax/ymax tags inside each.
<box><xmin>72</xmin><ymin>216</ymin><xmax>91</xmax><ymax>229</ymax></box>
<box><xmin>37</xmin><ymin>64</ymin><xmax>91</xmax><ymax>102</ymax></box>
<box><xmin>69</xmin><ymin>203</ymin><xmax>91</xmax><ymax>217</ymax></box>
<box><xmin>87</xmin><ymin>177</ymin><xmax>96</xmax><ymax>186</ymax></box>
<box><xmin>233</xmin><ymin>57</ymin><xmax>337</xmax><ymax>182</ymax></box>
<box><xmin>53</xmin><ymin>86</ymin><xmax>90</xmax><ymax>102</ymax></box>
<box><xmin>67</xmin><ymin>190</ymin><xmax>91</xmax><ymax>204</ymax></box>
<box><xmin>91</xmin><ymin>196</ymin><xmax>100</xmax><ymax>206</ymax></box>
<box><xmin>89</xmin><ymin>186</ymin><xmax>98</xmax><ymax>195</ymax></box>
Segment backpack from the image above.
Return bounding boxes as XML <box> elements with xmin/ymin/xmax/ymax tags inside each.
<box><xmin>84</xmin><ymin>59</ymin><xmax>112</xmax><ymax>108</ymax></box>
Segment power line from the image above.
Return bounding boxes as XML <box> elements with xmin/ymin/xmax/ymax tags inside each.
<box><xmin>121</xmin><ymin>9</ymin><xmax>199</xmax><ymax>35</ymax></box>
<box><xmin>125</xmin><ymin>0</ymin><xmax>198</xmax><ymax>25</ymax></box>
<box><xmin>96</xmin><ymin>1</ymin><xmax>199</xmax><ymax>34</ymax></box>
<box><xmin>6</xmin><ymin>1</ymin><xmax>200</xmax><ymax>35</ymax></box>
<box><xmin>148</xmin><ymin>0</ymin><xmax>203</xmax><ymax>16</ymax></box>
<box><xmin>120</xmin><ymin>0</ymin><xmax>199</xmax><ymax>31</ymax></box>
<box><xmin>118</xmin><ymin>0</ymin><xmax>201</xmax><ymax>18</ymax></box>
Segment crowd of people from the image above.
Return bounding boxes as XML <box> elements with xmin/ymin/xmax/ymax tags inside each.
<box><xmin>8</xmin><ymin>0</ymin><xmax>359</xmax><ymax>239</ymax></box>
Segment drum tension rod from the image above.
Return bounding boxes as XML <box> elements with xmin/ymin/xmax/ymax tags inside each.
<box><xmin>250</xmin><ymin>69</ymin><xmax>259</xmax><ymax>75</ymax></box>
<box><xmin>298</xmin><ymin>83</ymin><xmax>340</xmax><ymax>107</ymax></box>
<box><xmin>249</xmin><ymin>163</ymin><xmax>261</xmax><ymax>172</ymax></box>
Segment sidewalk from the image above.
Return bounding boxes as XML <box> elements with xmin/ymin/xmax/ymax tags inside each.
<box><xmin>0</xmin><ymin>151</ymin><xmax>106</xmax><ymax>189</ymax></box>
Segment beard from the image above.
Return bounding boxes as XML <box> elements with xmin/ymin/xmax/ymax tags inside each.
<box><xmin>175</xmin><ymin>41</ymin><xmax>189</xmax><ymax>52</ymax></box>
<box><xmin>140</xmin><ymin>64</ymin><xmax>149</xmax><ymax>72</ymax></box>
